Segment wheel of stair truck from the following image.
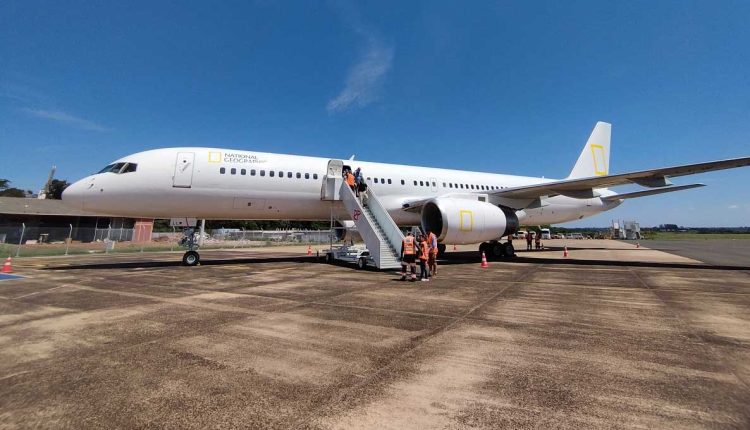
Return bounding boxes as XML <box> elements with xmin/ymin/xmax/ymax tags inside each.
<box><xmin>356</xmin><ymin>257</ymin><xmax>367</xmax><ymax>270</ymax></box>
<box><xmin>503</xmin><ymin>242</ymin><xmax>516</xmax><ymax>258</ymax></box>
<box><xmin>182</xmin><ymin>250</ymin><xmax>200</xmax><ymax>266</ymax></box>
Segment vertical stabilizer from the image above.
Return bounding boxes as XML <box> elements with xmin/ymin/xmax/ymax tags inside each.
<box><xmin>568</xmin><ymin>122</ymin><xmax>611</xmax><ymax>178</ymax></box>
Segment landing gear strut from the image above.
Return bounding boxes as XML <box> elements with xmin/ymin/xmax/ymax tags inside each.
<box><xmin>479</xmin><ymin>240</ymin><xmax>515</xmax><ymax>261</ymax></box>
<box><xmin>179</xmin><ymin>227</ymin><xmax>201</xmax><ymax>266</ymax></box>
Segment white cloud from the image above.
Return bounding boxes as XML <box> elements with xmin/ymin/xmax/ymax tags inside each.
<box><xmin>728</xmin><ymin>204</ymin><xmax>739</xmax><ymax>209</ymax></box>
<box><xmin>20</xmin><ymin>108</ymin><xmax>109</xmax><ymax>132</ymax></box>
<box><xmin>326</xmin><ymin>4</ymin><xmax>393</xmax><ymax>113</ymax></box>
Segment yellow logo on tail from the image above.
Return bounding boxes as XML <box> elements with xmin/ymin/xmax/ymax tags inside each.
<box><xmin>590</xmin><ymin>144</ymin><xmax>607</xmax><ymax>176</ymax></box>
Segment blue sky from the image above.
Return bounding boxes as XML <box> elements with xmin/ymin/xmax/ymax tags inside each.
<box><xmin>1</xmin><ymin>1</ymin><xmax>749</xmax><ymax>227</ymax></box>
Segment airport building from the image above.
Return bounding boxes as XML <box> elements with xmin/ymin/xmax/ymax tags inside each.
<box><xmin>0</xmin><ymin>197</ymin><xmax>153</xmax><ymax>244</ymax></box>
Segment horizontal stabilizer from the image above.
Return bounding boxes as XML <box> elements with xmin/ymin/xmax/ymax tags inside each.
<box><xmin>601</xmin><ymin>184</ymin><xmax>705</xmax><ymax>201</ymax></box>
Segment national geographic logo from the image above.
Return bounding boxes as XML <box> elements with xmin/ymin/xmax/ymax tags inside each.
<box><xmin>208</xmin><ymin>151</ymin><xmax>268</xmax><ymax>164</ymax></box>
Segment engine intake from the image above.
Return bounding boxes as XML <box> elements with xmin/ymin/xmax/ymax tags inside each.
<box><xmin>421</xmin><ymin>198</ymin><xmax>518</xmax><ymax>244</ymax></box>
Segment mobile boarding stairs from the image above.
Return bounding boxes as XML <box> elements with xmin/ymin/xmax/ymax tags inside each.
<box><xmin>321</xmin><ymin>160</ymin><xmax>403</xmax><ymax>270</ymax></box>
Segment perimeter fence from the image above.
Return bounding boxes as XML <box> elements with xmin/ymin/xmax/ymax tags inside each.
<box><xmin>0</xmin><ymin>224</ymin><xmax>340</xmax><ymax>258</ymax></box>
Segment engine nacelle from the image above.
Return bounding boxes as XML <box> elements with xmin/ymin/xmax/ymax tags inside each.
<box><xmin>421</xmin><ymin>198</ymin><xmax>518</xmax><ymax>244</ymax></box>
<box><xmin>333</xmin><ymin>220</ymin><xmax>362</xmax><ymax>243</ymax></box>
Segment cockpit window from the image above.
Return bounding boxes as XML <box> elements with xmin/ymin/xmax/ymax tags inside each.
<box><xmin>97</xmin><ymin>162</ymin><xmax>137</xmax><ymax>174</ymax></box>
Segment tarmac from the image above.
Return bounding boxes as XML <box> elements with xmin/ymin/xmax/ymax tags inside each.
<box><xmin>1</xmin><ymin>240</ymin><xmax>749</xmax><ymax>429</ymax></box>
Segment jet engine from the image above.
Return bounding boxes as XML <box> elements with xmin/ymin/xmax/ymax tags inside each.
<box><xmin>421</xmin><ymin>198</ymin><xmax>518</xmax><ymax>244</ymax></box>
<box><xmin>333</xmin><ymin>220</ymin><xmax>362</xmax><ymax>243</ymax></box>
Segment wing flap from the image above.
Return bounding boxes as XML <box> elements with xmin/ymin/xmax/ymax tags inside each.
<box><xmin>602</xmin><ymin>184</ymin><xmax>705</xmax><ymax>201</ymax></box>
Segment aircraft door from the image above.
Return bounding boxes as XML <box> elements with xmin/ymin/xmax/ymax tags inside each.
<box><xmin>173</xmin><ymin>152</ymin><xmax>195</xmax><ymax>188</ymax></box>
<box><xmin>327</xmin><ymin>159</ymin><xmax>343</xmax><ymax>178</ymax></box>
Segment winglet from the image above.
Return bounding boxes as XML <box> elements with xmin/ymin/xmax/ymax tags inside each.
<box><xmin>568</xmin><ymin>122</ymin><xmax>611</xmax><ymax>179</ymax></box>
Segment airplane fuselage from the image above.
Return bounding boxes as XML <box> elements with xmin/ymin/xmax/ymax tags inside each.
<box><xmin>63</xmin><ymin>147</ymin><xmax>621</xmax><ymax>231</ymax></box>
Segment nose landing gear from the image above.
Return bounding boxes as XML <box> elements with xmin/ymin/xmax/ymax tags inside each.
<box><xmin>179</xmin><ymin>227</ymin><xmax>201</xmax><ymax>266</ymax></box>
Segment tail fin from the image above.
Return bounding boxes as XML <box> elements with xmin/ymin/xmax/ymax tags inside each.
<box><xmin>568</xmin><ymin>121</ymin><xmax>611</xmax><ymax>179</ymax></box>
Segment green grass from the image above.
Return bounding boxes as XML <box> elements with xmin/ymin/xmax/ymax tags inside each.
<box><xmin>645</xmin><ymin>232</ymin><xmax>750</xmax><ymax>240</ymax></box>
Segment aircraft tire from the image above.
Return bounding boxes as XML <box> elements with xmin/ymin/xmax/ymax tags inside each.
<box><xmin>183</xmin><ymin>251</ymin><xmax>200</xmax><ymax>266</ymax></box>
<box><xmin>490</xmin><ymin>241</ymin><xmax>505</xmax><ymax>260</ymax></box>
<box><xmin>504</xmin><ymin>242</ymin><xmax>516</xmax><ymax>258</ymax></box>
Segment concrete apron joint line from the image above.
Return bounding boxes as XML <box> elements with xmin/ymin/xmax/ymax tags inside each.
<box><xmin>288</xmin><ymin>263</ymin><xmax>543</xmax><ymax>429</ymax></box>
<box><xmin>627</xmin><ymin>267</ymin><xmax>750</xmax><ymax>391</ymax></box>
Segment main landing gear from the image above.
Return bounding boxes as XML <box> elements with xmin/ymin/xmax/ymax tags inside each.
<box><xmin>179</xmin><ymin>227</ymin><xmax>201</xmax><ymax>266</ymax></box>
<box><xmin>479</xmin><ymin>240</ymin><xmax>515</xmax><ymax>261</ymax></box>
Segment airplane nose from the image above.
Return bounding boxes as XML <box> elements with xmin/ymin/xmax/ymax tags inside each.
<box><xmin>62</xmin><ymin>179</ymin><xmax>87</xmax><ymax>210</ymax></box>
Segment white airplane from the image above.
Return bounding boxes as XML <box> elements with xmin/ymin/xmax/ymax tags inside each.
<box><xmin>63</xmin><ymin>122</ymin><xmax>750</xmax><ymax>264</ymax></box>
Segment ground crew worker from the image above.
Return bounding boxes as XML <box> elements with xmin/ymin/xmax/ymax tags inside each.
<box><xmin>418</xmin><ymin>234</ymin><xmax>430</xmax><ymax>281</ymax></box>
<box><xmin>427</xmin><ymin>229</ymin><xmax>438</xmax><ymax>277</ymax></box>
<box><xmin>526</xmin><ymin>232</ymin><xmax>533</xmax><ymax>251</ymax></box>
<box><xmin>400</xmin><ymin>231</ymin><xmax>418</xmax><ymax>281</ymax></box>
<box><xmin>535</xmin><ymin>230</ymin><xmax>542</xmax><ymax>250</ymax></box>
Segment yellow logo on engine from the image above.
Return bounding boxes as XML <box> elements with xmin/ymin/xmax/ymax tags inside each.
<box><xmin>459</xmin><ymin>210</ymin><xmax>473</xmax><ymax>231</ymax></box>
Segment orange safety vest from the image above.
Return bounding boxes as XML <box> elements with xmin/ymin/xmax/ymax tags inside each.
<box><xmin>428</xmin><ymin>232</ymin><xmax>438</xmax><ymax>254</ymax></box>
<box><xmin>403</xmin><ymin>236</ymin><xmax>415</xmax><ymax>255</ymax></box>
<box><xmin>346</xmin><ymin>173</ymin><xmax>355</xmax><ymax>186</ymax></box>
<box><xmin>419</xmin><ymin>240</ymin><xmax>429</xmax><ymax>260</ymax></box>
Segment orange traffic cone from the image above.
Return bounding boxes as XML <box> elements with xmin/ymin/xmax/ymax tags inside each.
<box><xmin>480</xmin><ymin>252</ymin><xmax>488</xmax><ymax>268</ymax></box>
<box><xmin>2</xmin><ymin>257</ymin><xmax>12</xmax><ymax>273</ymax></box>
<box><xmin>307</xmin><ymin>245</ymin><xmax>312</xmax><ymax>256</ymax></box>
<box><xmin>563</xmin><ymin>246</ymin><xmax>568</xmax><ymax>258</ymax></box>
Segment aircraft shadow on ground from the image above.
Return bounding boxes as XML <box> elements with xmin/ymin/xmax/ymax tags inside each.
<box><xmin>439</xmin><ymin>252</ymin><xmax>750</xmax><ymax>271</ymax></box>
<box><xmin>45</xmin><ymin>256</ymin><xmax>322</xmax><ymax>271</ymax></box>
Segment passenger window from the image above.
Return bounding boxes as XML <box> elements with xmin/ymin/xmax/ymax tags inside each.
<box><xmin>220</xmin><ymin>167</ymin><xmax>226</xmax><ymax>174</ymax></box>
<box><xmin>241</xmin><ymin>169</ymin><xmax>246</xmax><ymax>175</ymax></box>
<box><xmin>251</xmin><ymin>169</ymin><xmax>256</xmax><ymax>176</ymax></box>
<box><xmin>432</xmin><ymin>182</ymin><xmax>436</xmax><ymax>187</ymax></box>
<box><xmin>270</xmin><ymin>171</ymin><xmax>275</xmax><ymax>177</ymax></box>
<box><xmin>287</xmin><ymin>172</ymin><xmax>292</xmax><ymax>178</ymax></box>
<box><xmin>401</xmin><ymin>179</ymin><xmax>405</xmax><ymax>185</ymax></box>
<box><xmin>231</xmin><ymin>168</ymin><xmax>237</xmax><ymax>175</ymax></box>
<box><xmin>305</xmin><ymin>173</ymin><xmax>310</xmax><ymax>179</ymax></box>
<box><xmin>313</xmin><ymin>173</ymin><xmax>318</xmax><ymax>179</ymax></box>
<box><xmin>260</xmin><ymin>170</ymin><xmax>265</xmax><ymax>177</ymax></box>
<box><xmin>419</xmin><ymin>181</ymin><xmax>424</xmax><ymax>186</ymax></box>
<box><xmin>449</xmin><ymin>183</ymin><xmax>453</xmax><ymax>188</ymax></box>
<box><xmin>278</xmin><ymin>171</ymin><xmax>283</xmax><ymax>178</ymax></box>
<box><xmin>296</xmin><ymin>173</ymin><xmax>301</xmax><ymax>178</ymax></box>
<box><xmin>413</xmin><ymin>180</ymin><xmax>417</xmax><ymax>186</ymax></box>
<box><xmin>388</xmin><ymin>179</ymin><xmax>392</xmax><ymax>184</ymax></box>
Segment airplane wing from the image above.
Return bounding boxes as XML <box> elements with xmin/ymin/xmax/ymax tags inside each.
<box><xmin>600</xmin><ymin>183</ymin><xmax>705</xmax><ymax>201</ymax></box>
<box><xmin>493</xmin><ymin>156</ymin><xmax>750</xmax><ymax>199</ymax></box>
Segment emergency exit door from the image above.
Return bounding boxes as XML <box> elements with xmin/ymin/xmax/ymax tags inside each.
<box><xmin>173</xmin><ymin>152</ymin><xmax>195</xmax><ymax>188</ymax></box>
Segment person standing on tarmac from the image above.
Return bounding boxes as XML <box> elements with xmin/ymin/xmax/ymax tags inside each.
<box><xmin>427</xmin><ymin>229</ymin><xmax>438</xmax><ymax>277</ymax></box>
<box><xmin>418</xmin><ymin>234</ymin><xmax>430</xmax><ymax>282</ymax></box>
<box><xmin>400</xmin><ymin>231</ymin><xmax>418</xmax><ymax>281</ymax></box>
<box><xmin>526</xmin><ymin>232</ymin><xmax>533</xmax><ymax>251</ymax></box>
<box><xmin>535</xmin><ymin>230</ymin><xmax>542</xmax><ymax>250</ymax></box>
